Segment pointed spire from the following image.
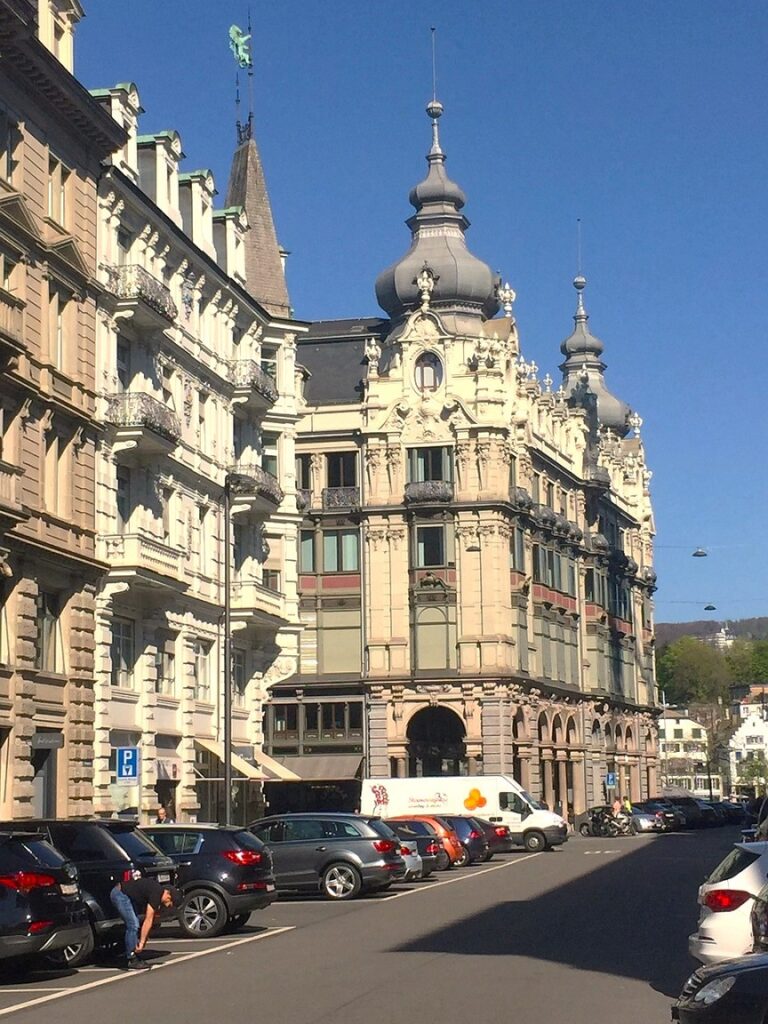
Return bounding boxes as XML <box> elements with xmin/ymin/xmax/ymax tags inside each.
<box><xmin>226</xmin><ymin>134</ymin><xmax>290</xmax><ymax>318</ymax></box>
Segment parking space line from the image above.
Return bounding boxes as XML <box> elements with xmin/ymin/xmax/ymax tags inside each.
<box><xmin>383</xmin><ymin>853</ymin><xmax>541</xmax><ymax>899</ymax></box>
<box><xmin>0</xmin><ymin>989</ymin><xmax>70</xmax><ymax>994</ymax></box>
<box><xmin>0</xmin><ymin>926</ymin><xmax>295</xmax><ymax>1018</ymax></box>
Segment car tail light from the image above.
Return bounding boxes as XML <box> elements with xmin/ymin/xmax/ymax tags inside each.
<box><xmin>237</xmin><ymin>880</ymin><xmax>271</xmax><ymax>892</ymax></box>
<box><xmin>399</xmin><ymin>846</ymin><xmax>411</xmax><ymax>856</ymax></box>
<box><xmin>0</xmin><ymin>872</ymin><xmax>57</xmax><ymax>894</ymax></box>
<box><xmin>494</xmin><ymin>827</ymin><xmax>508</xmax><ymax>837</ymax></box>
<box><xmin>704</xmin><ymin>890</ymin><xmax>752</xmax><ymax>912</ymax></box>
<box><xmin>426</xmin><ymin>842</ymin><xmax>441</xmax><ymax>855</ymax></box>
<box><xmin>372</xmin><ymin>839</ymin><xmax>396</xmax><ymax>854</ymax></box>
<box><xmin>222</xmin><ymin>849</ymin><xmax>262</xmax><ymax>866</ymax></box>
<box><xmin>27</xmin><ymin>921</ymin><xmax>53</xmax><ymax>934</ymax></box>
<box><xmin>122</xmin><ymin>869</ymin><xmax>136</xmax><ymax>882</ymax></box>
<box><xmin>469</xmin><ymin>830</ymin><xmax>481</xmax><ymax>840</ymax></box>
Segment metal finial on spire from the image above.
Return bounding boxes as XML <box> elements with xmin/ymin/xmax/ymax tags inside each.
<box><xmin>426</xmin><ymin>27</ymin><xmax>443</xmax><ymax>154</ymax></box>
<box><xmin>573</xmin><ymin>274</ymin><xmax>588</xmax><ymax>323</ymax></box>
<box><xmin>576</xmin><ymin>217</ymin><xmax>583</xmax><ymax>276</ymax></box>
<box><xmin>431</xmin><ymin>26</ymin><xmax>437</xmax><ymax>102</ymax></box>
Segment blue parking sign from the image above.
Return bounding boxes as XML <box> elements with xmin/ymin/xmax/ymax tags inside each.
<box><xmin>605</xmin><ymin>772</ymin><xmax>617</xmax><ymax>788</ymax></box>
<box><xmin>116</xmin><ymin>747</ymin><xmax>139</xmax><ymax>782</ymax></box>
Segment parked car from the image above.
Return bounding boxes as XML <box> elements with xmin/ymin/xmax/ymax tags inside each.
<box><xmin>689</xmin><ymin>841</ymin><xmax>768</xmax><ymax>964</ymax></box>
<box><xmin>629</xmin><ymin>806</ymin><xmax>668</xmax><ymax>834</ymax></box>
<box><xmin>249</xmin><ymin>813</ymin><xmax>406</xmax><ymax>900</ymax></box>
<box><xmin>632</xmin><ymin>800</ymin><xmax>678</xmax><ymax>831</ymax></box>
<box><xmin>387</xmin><ymin>815</ymin><xmax>464</xmax><ymax>869</ymax></box>
<box><xmin>715</xmin><ymin>801</ymin><xmax>747</xmax><ymax>825</ymax></box>
<box><xmin>470</xmin><ymin>817</ymin><xmax>514</xmax><ymax>858</ymax></box>
<box><xmin>142</xmin><ymin>825</ymin><xmax>276</xmax><ymax>937</ymax></box>
<box><xmin>673</xmin><ymin>953</ymin><xmax>768</xmax><ymax>1023</ymax></box>
<box><xmin>652</xmin><ymin>797</ymin><xmax>701</xmax><ymax>829</ymax></box>
<box><xmin>384</xmin><ymin>820</ymin><xmax>439</xmax><ymax>877</ymax></box>
<box><xmin>0</xmin><ymin>819</ymin><xmax>175</xmax><ymax>966</ymax></box>
<box><xmin>395</xmin><ymin>838</ymin><xmax>423</xmax><ymax>881</ymax></box>
<box><xmin>383</xmin><ymin>819</ymin><xmax>445</xmax><ymax>873</ymax></box>
<box><xmin>696</xmin><ymin>800</ymin><xmax>721</xmax><ymax>827</ymax></box>
<box><xmin>0</xmin><ymin>829</ymin><xmax>91</xmax><ymax>968</ymax></box>
<box><xmin>438</xmin><ymin>815</ymin><xmax>490</xmax><ymax>865</ymax></box>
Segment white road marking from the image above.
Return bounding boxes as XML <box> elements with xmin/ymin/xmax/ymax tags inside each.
<box><xmin>383</xmin><ymin>853</ymin><xmax>542</xmax><ymax>898</ymax></box>
<box><xmin>0</xmin><ymin>989</ymin><xmax>70</xmax><ymax>994</ymax></box>
<box><xmin>0</xmin><ymin>926</ymin><xmax>295</xmax><ymax>1018</ymax></box>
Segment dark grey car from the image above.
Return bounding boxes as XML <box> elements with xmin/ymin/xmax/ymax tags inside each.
<box><xmin>249</xmin><ymin>813</ymin><xmax>406</xmax><ymax>901</ymax></box>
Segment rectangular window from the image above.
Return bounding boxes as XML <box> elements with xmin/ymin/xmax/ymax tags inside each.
<box><xmin>531</xmin><ymin>473</ymin><xmax>541</xmax><ymax>503</ymax></box>
<box><xmin>508</xmin><ymin>454</ymin><xmax>517</xmax><ymax>490</ymax></box>
<box><xmin>232</xmin><ymin>649</ymin><xmax>247</xmax><ymax>708</ymax></box>
<box><xmin>299</xmin><ymin>530</ymin><xmax>315</xmax><ymax>572</ymax></box>
<box><xmin>296</xmin><ymin>453</ymin><xmax>312</xmax><ymax>489</ymax></box>
<box><xmin>0</xmin><ymin>252</ymin><xmax>17</xmax><ymax>295</ymax></box>
<box><xmin>116</xmin><ymin>227</ymin><xmax>132</xmax><ymax>266</ymax></box>
<box><xmin>546</xmin><ymin>480</ymin><xmax>555</xmax><ymax>507</ymax></box>
<box><xmin>262</xmin><ymin>432</ymin><xmax>279</xmax><ymax>477</ymax></box>
<box><xmin>415</xmin><ymin>525</ymin><xmax>445</xmax><ymax>568</ymax></box>
<box><xmin>193</xmin><ymin>640</ymin><xmax>211</xmax><ymax>702</ymax></box>
<box><xmin>263</xmin><ymin>569</ymin><xmax>281</xmax><ymax>592</ymax></box>
<box><xmin>260</xmin><ymin>345</ymin><xmax>278</xmax><ymax>381</ymax></box>
<box><xmin>408</xmin><ymin>446</ymin><xmax>451</xmax><ymax>483</ymax></box>
<box><xmin>198</xmin><ymin>394</ymin><xmax>208</xmax><ymax>448</ymax></box>
<box><xmin>673</xmin><ymin>728</ymin><xmax>684</xmax><ymax>739</ymax></box>
<box><xmin>198</xmin><ymin>506</ymin><xmax>208</xmax><ymax>568</ymax></box>
<box><xmin>155</xmin><ymin>633</ymin><xmax>176</xmax><ymax>696</ymax></box>
<box><xmin>274</xmin><ymin>704</ymin><xmax>298</xmax><ymax>738</ymax></box>
<box><xmin>233</xmin><ymin>523</ymin><xmax>245</xmax><ymax>572</ymax></box>
<box><xmin>47</xmin><ymin>155</ymin><xmax>70</xmax><ymax>228</ymax></box>
<box><xmin>232</xmin><ymin>417</ymin><xmax>244</xmax><ymax>461</ymax></box>
<box><xmin>116</xmin><ymin>339</ymin><xmax>130</xmax><ymax>392</ymax></box>
<box><xmin>116</xmin><ymin>467</ymin><xmax>131</xmax><ymax>534</ymax></box>
<box><xmin>326</xmin><ymin>451</ymin><xmax>356</xmax><ymax>488</ymax></box>
<box><xmin>0</xmin><ymin>110</ymin><xmax>19</xmax><ymax>184</ymax></box>
<box><xmin>510</xmin><ymin>526</ymin><xmax>525</xmax><ymax>571</ymax></box>
<box><xmin>323</xmin><ymin>529</ymin><xmax>359</xmax><ymax>572</ymax></box>
<box><xmin>161</xmin><ymin>366</ymin><xmax>175</xmax><ymax>410</ymax></box>
<box><xmin>35</xmin><ymin>591</ymin><xmax>60</xmax><ymax>672</ymax></box>
<box><xmin>161</xmin><ymin>488</ymin><xmax>172</xmax><ymax>544</ymax></box>
<box><xmin>48</xmin><ymin>285</ymin><xmax>69</xmax><ymax>370</ymax></box>
<box><xmin>110</xmin><ymin>617</ymin><xmax>135</xmax><ymax>689</ymax></box>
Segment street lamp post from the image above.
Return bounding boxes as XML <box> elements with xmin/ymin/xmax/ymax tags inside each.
<box><xmin>223</xmin><ymin>474</ymin><xmax>233</xmax><ymax>826</ymax></box>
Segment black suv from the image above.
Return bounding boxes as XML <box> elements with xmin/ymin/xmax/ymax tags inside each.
<box><xmin>143</xmin><ymin>825</ymin><xmax>276</xmax><ymax>937</ymax></box>
<box><xmin>0</xmin><ymin>830</ymin><xmax>90</xmax><ymax>967</ymax></box>
<box><xmin>0</xmin><ymin>819</ymin><xmax>174</xmax><ymax>965</ymax></box>
<box><xmin>438</xmin><ymin>815</ymin><xmax>490</xmax><ymax>865</ymax></box>
<box><xmin>250</xmin><ymin>813</ymin><xmax>406</xmax><ymax>900</ymax></box>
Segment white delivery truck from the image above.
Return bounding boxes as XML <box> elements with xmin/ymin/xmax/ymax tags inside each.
<box><xmin>360</xmin><ymin>775</ymin><xmax>568</xmax><ymax>852</ymax></box>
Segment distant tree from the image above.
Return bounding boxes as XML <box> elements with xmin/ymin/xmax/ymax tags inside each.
<box><xmin>656</xmin><ymin>636</ymin><xmax>732</xmax><ymax>705</ymax></box>
<box><xmin>726</xmin><ymin>639</ymin><xmax>768</xmax><ymax>684</ymax></box>
<box><xmin>738</xmin><ymin>752</ymin><xmax>768</xmax><ymax>794</ymax></box>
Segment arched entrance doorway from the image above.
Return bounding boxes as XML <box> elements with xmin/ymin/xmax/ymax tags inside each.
<box><xmin>407</xmin><ymin>706</ymin><xmax>467</xmax><ymax>777</ymax></box>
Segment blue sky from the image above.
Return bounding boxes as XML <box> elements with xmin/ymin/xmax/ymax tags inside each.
<box><xmin>76</xmin><ymin>2</ymin><xmax>768</xmax><ymax>626</ymax></box>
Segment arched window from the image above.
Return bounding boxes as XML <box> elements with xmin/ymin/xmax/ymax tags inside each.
<box><xmin>414</xmin><ymin>352</ymin><xmax>443</xmax><ymax>392</ymax></box>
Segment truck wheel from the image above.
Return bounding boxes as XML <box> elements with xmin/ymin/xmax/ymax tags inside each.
<box><xmin>523</xmin><ymin>830</ymin><xmax>547</xmax><ymax>852</ymax></box>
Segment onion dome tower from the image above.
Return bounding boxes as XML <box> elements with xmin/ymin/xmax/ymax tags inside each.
<box><xmin>559</xmin><ymin>275</ymin><xmax>630</xmax><ymax>436</ymax></box>
<box><xmin>375</xmin><ymin>99</ymin><xmax>499</xmax><ymax>334</ymax></box>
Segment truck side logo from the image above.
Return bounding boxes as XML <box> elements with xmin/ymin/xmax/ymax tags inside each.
<box><xmin>463</xmin><ymin>787</ymin><xmax>487</xmax><ymax>811</ymax></box>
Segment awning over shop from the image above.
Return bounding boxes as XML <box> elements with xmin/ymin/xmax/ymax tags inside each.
<box><xmin>194</xmin><ymin>738</ymin><xmax>266</xmax><ymax>780</ymax></box>
<box><xmin>157</xmin><ymin>756</ymin><xmax>183</xmax><ymax>782</ymax></box>
<box><xmin>252</xmin><ymin>748</ymin><xmax>302</xmax><ymax>782</ymax></box>
<box><xmin>271</xmin><ymin>754</ymin><xmax>363</xmax><ymax>782</ymax></box>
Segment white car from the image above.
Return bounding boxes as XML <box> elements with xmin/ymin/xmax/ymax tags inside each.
<box><xmin>689</xmin><ymin>841</ymin><xmax>768</xmax><ymax>964</ymax></box>
<box><xmin>396</xmin><ymin>838</ymin><xmax>423</xmax><ymax>880</ymax></box>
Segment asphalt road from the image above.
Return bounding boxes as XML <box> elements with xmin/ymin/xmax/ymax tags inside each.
<box><xmin>0</xmin><ymin>827</ymin><xmax>739</xmax><ymax>1024</ymax></box>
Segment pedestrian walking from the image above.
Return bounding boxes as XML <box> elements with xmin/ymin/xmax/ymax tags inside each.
<box><xmin>110</xmin><ymin>876</ymin><xmax>181</xmax><ymax>969</ymax></box>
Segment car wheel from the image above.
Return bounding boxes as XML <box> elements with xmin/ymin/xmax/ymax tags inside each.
<box><xmin>523</xmin><ymin>830</ymin><xmax>547</xmax><ymax>852</ymax></box>
<box><xmin>224</xmin><ymin>913</ymin><xmax>250</xmax><ymax>932</ymax></box>
<box><xmin>579</xmin><ymin>823</ymin><xmax>591</xmax><ymax>837</ymax></box>
<box><xmin>321</xmin><ymin>862</ymin><xmax>362</xmax><ymax>900</ymax></box>
<box><xmin>435</xmin><ymin>850</ymin><xmax>452</xmax><ymax>871</ymax></box>
<box><xmin>180</xmin><ymin>889</ymin><xmax>228</xmax><ymax>938</ymax></box>
<box><xmin>629</xmin><ymin>821</ymin><xmax>638</xmax><ymax>835</ymax></box>
<box><xmin>483</xmin><ymin>850</ymin><xmax>493</xmax><ymax>862</ymax></box>
<box><xmin>454</xmin><ymin>845</ymin><xmax>470</xmax><ymax>868</ymax></box>
<box><xmin>44</xmin><ymin>925</ymin><xmax>95</xmax><ymax>969</ymax></box>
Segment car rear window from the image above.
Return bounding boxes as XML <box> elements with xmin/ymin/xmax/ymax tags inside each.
<box><xmin>707</xmin><ymin>847</ymin><xmax>762</xmax><ymax>884</ymax></box>
<box><xmin>51</xmin><ymin>823</ymin><xmax>125</xmax><ymax>862</ymax></box>
<box><xmin>109</xmin><ymin>827</ymin><xmax>164</xmax><ymax>860</ymax></box>
<box><xmin>232</xmin><ymin>830</ymin><xmax>265</xmax><ymax>852</ymax></box>
<box><xmin>387</xmin><ymin>820</ymin><xmax>431</xmax><ymax>837</ymax></box>
<box><xmin>367</xmin><ymin>819</ymin><xmax>397</xmax><ymax>840</ymax></box>
<box><xmin>0</xmin><ymin>837</ymin><xmax>66</xmax><ymax>871</ymax></box>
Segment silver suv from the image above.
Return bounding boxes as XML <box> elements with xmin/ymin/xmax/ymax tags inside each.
<box><xmin>249</xmin><ymin>813</ymin><xmax>406</xmax><ymax>900</ymax></box>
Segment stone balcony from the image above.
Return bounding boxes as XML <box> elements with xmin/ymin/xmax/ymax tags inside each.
<box><xmin>102</xmin><ymin>263</ymin><xmax>177</xmax><ymax>328</ymax></box>
<box><xmin>0</xmin><ymin>460</ymin><xmax>27</xmax><ymax>529</ymax></box>
<box><xmin>231</xmin><ymin>578</ymin><xmax>288</xmax><ymax>631</ymax></box>
<box><xmin>404</xmin><ymin>480</ymin><xmax>454</xmax><ymax>504</ymax></box>
<box><xmin>102</xmin><ymin>532</ymin><xmax>187</xmax><ymax>594</ymax></box>
<box><xmin>0</xmin><ymin>287</ymin><xmax>25</xmax><ymax>371</ymax></box>
<box><xmin>228</xmin><ymin>464</ymin><xmax>284</xmax><ymax>518</ymax></box>
<box><xmin>321</xmin><ymin>486</ymin><xmax>360</xmax><ymax>511</ymax></box>
<box><xmin>105</xmin><ymin>392</ymin><xmax>181</xmax><ymax>460</ymax></box>
<box><xmin>229</xmin><ymin>359</ymin><xmax>278</xmax><ymax>413</ymax></box>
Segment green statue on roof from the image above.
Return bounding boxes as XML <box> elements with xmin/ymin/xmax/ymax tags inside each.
<box><xmin>229</xmin><ymin>25</ymin><xmax>252</xmax><ymax>69</ymax></box>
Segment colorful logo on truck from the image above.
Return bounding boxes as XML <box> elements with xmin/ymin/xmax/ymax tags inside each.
<box><xmin>463</xmin><ymin>787</ymin><xmax>487</xmax><ymax>811</ymax></box>
<box><xmin>371</xmin><ymin>784</ymin><xmax>389</xmax><ymax>812</ymax></box>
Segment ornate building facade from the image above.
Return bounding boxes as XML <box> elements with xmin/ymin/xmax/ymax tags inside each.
<box><xmin>89</xmin><ymin>85</ymin><xmax>303</xmax><ymax>822</ymax></box>
<box><xmin>0</xmin><ymin>0</ymin><xmax>125</xmax><ymax>817</ymax></box>
<box><xmin>269</xmin><ymin>100</ymin><xmax>659</xmax><ymax>816</ymax></box>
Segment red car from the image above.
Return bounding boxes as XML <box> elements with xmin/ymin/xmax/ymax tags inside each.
<box><xmin>470</xmin><ymin>817</ymin><xmax>515</xmax><ymax>859</ymax></box>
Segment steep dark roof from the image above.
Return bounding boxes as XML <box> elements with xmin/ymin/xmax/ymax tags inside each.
<box><xmin>226</xmin><ymin>137</ymin><xmax>290</xmax><ymax>318</ymax></box>
<box><xmin>299</xmin><ymin>319</ymin><xmax>388</xmax><ymax>405</ymax></box>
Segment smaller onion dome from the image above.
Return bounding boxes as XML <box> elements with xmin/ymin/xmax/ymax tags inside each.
<box><xmin>559</xmin><ymin>276</ymin><xmax>631</xmax><ymax>436</ymax></box>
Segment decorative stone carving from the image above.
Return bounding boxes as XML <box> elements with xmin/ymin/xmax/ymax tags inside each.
<box><xmin>365</xmin><ymin>337</ymin><xmax>382</xmax><ymax>375</ymax></box>
<box><xmin>365</xmin><ymin>528</ymin><xmax>387</xmax><ymax>551</ymax></box>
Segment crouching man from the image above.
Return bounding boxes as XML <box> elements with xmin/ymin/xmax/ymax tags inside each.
<box><xmin>110</xmin><ymin>876</ymin><xmax>182</xmax><ymax>969</ymax></box>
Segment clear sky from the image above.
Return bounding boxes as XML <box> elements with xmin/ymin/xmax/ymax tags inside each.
<box><xmin>75</xmin><ymin>1</ymin><xmax>768</xmax><ymax>625</ymax></box>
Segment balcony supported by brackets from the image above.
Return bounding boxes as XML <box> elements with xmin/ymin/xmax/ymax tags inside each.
<box><xmin>230</xmin><ymin>578</ymin><xmax>289</xmax><ymax>633</ymax></box>
<box><xmin>105</xmin><ymin>392</ymin><xmax>181</xmax><ymax>461</ymax></box>
<box><xmin>404</xmin><ymin>480</ymin><xmax>454</xmax><ymax>505</ymax></box>
<box><xmin>229</xmin><ymin>359</ymin><xmax>278</xmax><ymax>414</ymax></box>
<box><xmin>101</xmin><ymin>532</ymin><xmax>188</xmax><ymax>596</ymax></box>
<box><xmin>228</xmin><ymin>465</ymin><xmax>284</xmax><ymax>519</ymax></box>
<box><xmin>321</xmin><ymin>486</ymin><xmax>360</xmax><ymax>512</ymax></box>
<box><xmin>102</xmin><ymin>264</ymin><xmax>177</xmax><ymax>330</ymax></box>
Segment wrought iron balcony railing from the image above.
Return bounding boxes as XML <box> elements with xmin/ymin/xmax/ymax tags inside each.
<box><xmin>322</xmin><ymin>486</ymin><xmax>360</xmax><ymax>510</ymax></box>
<box><xmin>102</xmin><ymin>264</ymin><xmax>177</xmax><ymax>323</ymax></box>
<box><xmin>404</xmin><ymin>480</ymin><xmax>454</xmax><ymax>504</ymax></box>
<box><xmin>229</xmin><ymin>359</ymin><xmax>279</xmax><ymax>404</ymax></box>
<box><xmin>106</xmin><ymin>392</ymin><xmax>181</xmax><ymax>442</ymax></box>
<box><xmin>229</xmin><ymin>464</ymin><xmax>284</xmax><ymax>506</ymax></box>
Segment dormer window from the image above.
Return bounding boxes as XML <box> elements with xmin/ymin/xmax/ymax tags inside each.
<box><xmin>414</xmin><ymin>351</ymin><xmax>443</xmax><ymax>392</ymax></box>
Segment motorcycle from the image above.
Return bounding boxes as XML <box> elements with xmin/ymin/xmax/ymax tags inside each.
<box><xmin>579</xmin><ymin>806</ymin><xmax>634</xmax><ymax>837</ymax></box>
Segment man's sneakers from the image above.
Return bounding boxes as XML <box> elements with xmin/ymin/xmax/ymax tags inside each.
<box><xmin>125</xmin><ymin>954</ymin><xmax>151</xmax><ymax>971</ymax></box>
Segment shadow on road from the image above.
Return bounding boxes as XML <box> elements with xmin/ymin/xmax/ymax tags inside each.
<box><xmin>392</xmin><ymin>830</ymin><xmax>737</xmax><ymax>997</ymax></box>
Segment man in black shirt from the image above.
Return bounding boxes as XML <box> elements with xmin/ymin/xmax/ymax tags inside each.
<box><xmin>110</xmin><ymin>877</ymin><xmax>181</xmax><ymax>969</ymax></box>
